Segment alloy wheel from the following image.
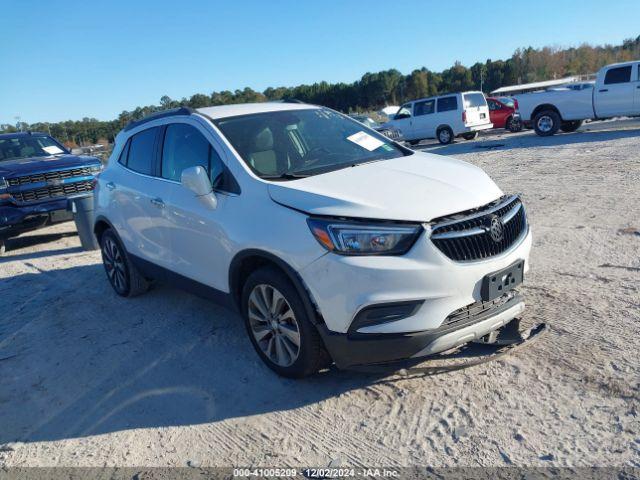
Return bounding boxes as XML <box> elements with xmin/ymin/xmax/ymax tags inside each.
<box><xmin>248</xmin><ymin>284</ymin><xmax>301</xmax><ymax>367</ymax></box>
<box><xmin>537</xmin><ymin>115</ymin><xmax>553</xmax><ymax>133</ymax></box>
<box><xmin>102</xmin><ymin>237</ymin><xmax>127</xmax><ymax>293</ymax></box>
<box><xmin>439</xmin><ymin>129</ymin><xmax>451</xmax><ymax>143</ymax></box>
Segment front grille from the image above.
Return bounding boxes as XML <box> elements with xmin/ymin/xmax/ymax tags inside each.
<box><xmin>12</xmin><ymin>180</ymin><xmax>94</xmax><ymax>203</ymax></box>
<box><xmin>430</xmin><ymin>195</ymin><xmax>527</xmax><ymax>261</ymax></box>
<box><xmin>7</xmin><ymin>166</ymin><xmax>97</xmax><ymax>186</ymax></box>
<box><xmin>444</xmin><ymin>290</ymin><xmax>517</xmax><ymax>327</ymax></box>
<box><xmin>380</xmin><ymin>129</ymin><xmax>400</xmax><ymax>140</ymax></box>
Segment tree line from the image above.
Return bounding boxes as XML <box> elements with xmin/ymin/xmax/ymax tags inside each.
<box><xmin>2</xmin><ymin>36</ymin><xmax>639</xmax><ymax>147</ymax></box>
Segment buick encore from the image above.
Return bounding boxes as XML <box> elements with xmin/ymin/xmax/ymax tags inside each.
<box><xmin>94</xmin><ymin>103</ymin><xmax>531</xmax><ymax>377</ymax></box>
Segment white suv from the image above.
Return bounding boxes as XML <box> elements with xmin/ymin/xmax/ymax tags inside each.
<box><xmin>385</xmin><ymin>91</ymin><xmax>493</xmax><ymax>145</ymax></box>
<box><xmin>94</xmin><ymin>102</ymin><xmax>531</xmax><ymax>378</ymax></box>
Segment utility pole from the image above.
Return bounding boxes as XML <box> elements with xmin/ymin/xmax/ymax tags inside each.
<box><xmin>15</xmin><ymin>116</ymin><xmax>22</xmax><ymax>131</ymax></box>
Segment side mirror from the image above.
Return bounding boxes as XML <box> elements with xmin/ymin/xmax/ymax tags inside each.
<box><xmin>181</xmin><ymin>165</ymin><xmax>217</xmax><ymax>209</ymax></box>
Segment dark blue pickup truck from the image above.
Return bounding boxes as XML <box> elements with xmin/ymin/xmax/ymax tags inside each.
<box><xmin>0</xmin><ymin>132</ymin><xmax>102</xmax><ymax>255</ymax></box>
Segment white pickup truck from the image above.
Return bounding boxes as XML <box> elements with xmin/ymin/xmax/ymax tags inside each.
<box><xmin>515</xmin><ymin>60</ymin><xmax>640</xmax><ymax>136</ymax></box>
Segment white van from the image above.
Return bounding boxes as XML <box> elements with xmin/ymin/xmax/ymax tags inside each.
<box><xmin>385</xmin><ymin>91</ymin><xmax>493</xmax><ymax>145</ymax></box>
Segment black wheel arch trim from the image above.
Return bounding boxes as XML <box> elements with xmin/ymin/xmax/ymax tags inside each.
<box><xmin>93</xmin><ymin>215</ymin><xmax>119</xmax><ymax>245</ymax></box>
<box><xmin>229</xmin><ymin>249</ymin><xmax>325</xmax><ymax>326</ymax></box>
<box><xmin>531</xmin><ymin>104</ymin><xmax>563</xmax><ymax>121</ymax></box>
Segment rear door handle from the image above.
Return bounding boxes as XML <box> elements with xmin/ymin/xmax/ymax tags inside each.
<box><xmin>150</xmin><ymin>197</ymin><xmax>165</xmax><ymax>208</ymax></box>
<box><xmin>599</xmin><ymin>89</ymin><xmax>608</xmax><ymax>92</ymax></box>
<box><xmin>106</xmin><ymin>182</ymin><xmax>116</xmax><ymax>190</ymax></box>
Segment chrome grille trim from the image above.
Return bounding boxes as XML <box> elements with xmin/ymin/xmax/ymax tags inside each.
<box><xmin>429</xmin><ymin>195</ymin><xmax>528</xmax><ymax>262</ymax></box>
<box><xmin>7</xmin><ymin>166</ymin><xmax>99</xmax><ymax>186</ymax></box>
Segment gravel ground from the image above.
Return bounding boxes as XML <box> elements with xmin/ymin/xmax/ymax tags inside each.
<box><xmin>0</xmin><ymin>120</ymin><xmax>638</xmax><ymax>468</ymax></box>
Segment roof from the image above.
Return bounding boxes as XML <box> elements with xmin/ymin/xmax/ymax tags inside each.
<box><xmin>0</xmin><ymin>131</ymin><xmax>48</xmax><ymax>139</ymax></box>
<box><xmin>197</xmin><ymin>102</ymin><xmax>319</xmax><ymax>120</ymax></box>
<box><xmin>491</xmin><ymin>76</ymin><xmax>583</xmax><ymax>95</ymax></box>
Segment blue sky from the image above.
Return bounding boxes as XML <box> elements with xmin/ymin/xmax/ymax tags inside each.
<box><xmin>1</xmin><ymin>0</ymin><xmax>638</xmax><ymax>124</ymax></box>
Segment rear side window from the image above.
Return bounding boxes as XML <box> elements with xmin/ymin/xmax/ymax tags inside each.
<box><xmin>126</xmin><ymin>127</ymin><xmax>158</xmax><ymax>175</ymax></box>
<box><xmin>414</xmin><ymin>99</ymin><xmax>435</xmax><ymax>116</ymax></box>
<box><xmin>604</xmin><ymin>66</ymin><xmax>632</xmax><ymax>85</ymax></box>
<box><xmin>117</xmin><ymin>141</ymin><xmax>130</xmax><ymax>165</ymax></box>
<box><xmin>161</xmin><ymin>123</ymin><xmax>223</xmax><ymax>183</ymax></box>
<box><xmin>437</xmin><ymin>96</ymin><xmax>458</xmax><ymax>113</ymax></box>
<box><xmin>463</xmin><ymin>93</ymin><xmax>487</xmax><ymax>108</ymax></box>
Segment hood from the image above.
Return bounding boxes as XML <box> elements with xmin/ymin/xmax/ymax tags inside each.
<box><xmin>0</xmin><ymin>154</ymin><xmax>101</xmax><ymax>178</ymax></box>
<box><xmin>268</xmin><ymin>152</ymin><xmax>503</xmax><ymax>222</ymax></box>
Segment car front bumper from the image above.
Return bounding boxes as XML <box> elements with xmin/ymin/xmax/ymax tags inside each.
<box><xmin>300</xmin><ymin>228</ymin><xmax>532</xmax><ymax>367</ymax></box>
<box><xmin>0</xmin><ymin>199</ymin><xmax>73</xmax><ymax>238</ymax></box>
<box><xmin>317</xmin><ymin>292</ymin><xmax>525</xmax><ymax>368</ymax></box>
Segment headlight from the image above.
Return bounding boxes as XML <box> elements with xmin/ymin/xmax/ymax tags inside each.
<box><xmin>307</xmin><ymin>218</ymin><xmax>422</xmax><ymax>255</ymax></box>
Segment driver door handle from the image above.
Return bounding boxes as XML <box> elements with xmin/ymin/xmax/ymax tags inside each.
<box><xmin>150</xmin><ymin>197</ymin><xmax>165</xmax><ymax>208</ymax></box>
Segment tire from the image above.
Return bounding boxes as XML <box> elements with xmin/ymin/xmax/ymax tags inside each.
<box><xmin>99</xmin><ymin>228</ymin><xmax>149</xmax><ymax>297</ymax></box>
<box><xmin>0</xmin><ymin>238</ymin><xmax>5</xmax><ymax>257</ymax></box>
<box><xmin>241</xmin><ymin>266</ymin><xmax>331</xmax><ymax>378</ymax></box>
<box><xmin>506</xmin><ymin>116</ymin><xmax>523</xmax><ymax>133</ymax></box>
<box><xmin>533</xmin><ymin>110</ymin><xmax>561</xmax><ymax>136</ymax></box>
<box><xmin>437</xmin><ymin>126</ymin><xmax>454</xmax><ymax>144</ymax></box>
<box><xmin>560</xmin><ymin>120</ymin><xmax>583</xmax><ymax>133</ymax></box>
<box><xmin>461</xmin><ymin>131</ymin><xmax>478</xmax><ymax>141</ymax></box>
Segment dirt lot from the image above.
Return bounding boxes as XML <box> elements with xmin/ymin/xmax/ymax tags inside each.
<box><xmin>1</xmin><ymin>120</ymin><xmax>639</xmax><ymax>468</ymax></box>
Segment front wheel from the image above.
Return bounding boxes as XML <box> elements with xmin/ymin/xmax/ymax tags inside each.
<box><xmin>461</xmin><ymin>131</ymin><xmax>478</xmax><ymax>141</ymax></box>
<box><xmin>241</xmin><ymin>266</ymin><xmax>331</xmax><ymax>378</ymax></box>
<box><xmin>560</xmin><ymin>120</ymin><xmax>583</xmax><ymax>133</ymax></box>
<box><xmin>437</xmin><ymin>126</ymin><xmax>454</xmax><ymax>144</ymax></box>
<box><xmin>533</xmin><ymin>110</ymin><xmax>561</xmax><ymax>136</ymax></box>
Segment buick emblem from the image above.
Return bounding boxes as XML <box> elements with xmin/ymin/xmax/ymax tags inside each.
<box><xmin>488</xmin><ymin>215</ymin><xmax>504</xmax><ymax>243</ymax></box>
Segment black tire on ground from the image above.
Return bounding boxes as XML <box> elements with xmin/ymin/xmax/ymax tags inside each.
<box><xmin>99</xmin><ymin>228</ymin><xmax>149</xmax><ymax>297</ymax></box>
<box><xmin>533</xmin><ymin>110</ymin><xmax>561</xmax><ymax>136</ymax></box>
<box><xmin>462</xmin><ymin>131</ymin><xmax>479</xmax><ymax>141</ymax></box>
<box><xmin>560</xmin><ymin>120</ymin><xmax>583</xmax><ymax>133</ymax></box>
<box><xmin>241</xmin><ymin>266</ymin><xmax>331</xmax><ymax>378</ymax></box>
<box><xmin>506</xmin><ymin>116</ymin><xmax>523</xmax><ymax>133</ymax></box>
<box><xmin>0</xmin><ymin>238</ymin><xmax>5</xmax><ymax>257</ymax></box>
<box><xmin>437</xmin><ymin>126</ymin><xmax>454</xmax><ymax>144</ymax></box>
<box><xmin>408</xmin><ymin>139</ymin><xmax>420</xmax><ymax>146</ymax></box>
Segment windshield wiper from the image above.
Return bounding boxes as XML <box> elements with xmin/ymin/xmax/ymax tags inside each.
<box><xmin>261</xmin><ymin>172</ymin><xmax>309</xmax><ymax>180</ymax></box>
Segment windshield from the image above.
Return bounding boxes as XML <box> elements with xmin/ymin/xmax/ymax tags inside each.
<box><xmin>498</xmin><ymin>97</ymin><xmax>515</xmax><ymax>107</ymax></box>
<box><xmin>214</xmin><ymin>108</ymin><xmax>408</xmax><ymax>180</ymax></box>
<box><xmin>0</xmin><ymin>135</ymin><xmax>67</xmax><ymax>162</ymax></box>
<box><xmin>351</xmin><ymin>115</ymin><xmax>380</xmax><ymax>129</ymax></box>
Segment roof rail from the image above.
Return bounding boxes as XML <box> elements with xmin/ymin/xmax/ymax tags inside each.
<box><xmin>123</xmin><ymin>107</ymin><xmax>195</xmax><ymax>132</ymax></box>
